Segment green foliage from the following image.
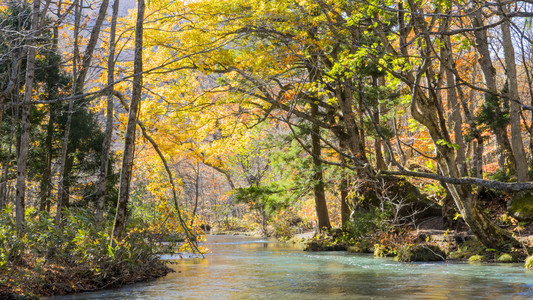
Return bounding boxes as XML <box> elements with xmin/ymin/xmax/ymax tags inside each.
<box><xmin>488</xmin><ymin>169</ymin><xmax>512</xmax><ymax>183</ymax></box>
<box><xmin>346</xmin><ymin>208</ymin><xmax>389</xmax><ymax>240</ymax></box>
<box><xmin>374</xmin><ymin>243</ymin><xmax>392</xmax><ymax>257</ymax></box>
<box><xmin>448</xmin><ymin>238</ymin><xmax>486</xmax><ymax>260</ymax></box>
<box><xmin>0</xmin><ymin>206</ymin><xmax>174</xmax><ymax>296</ymax></box>
<box><xmin>476</xmin><ymin>94</ymin><xmax>510</xmax><ymax>131</ymax></box>
<box><xmin>234</xmin><ymin>183</ymin><xmax>288</xmax><ymax>214</ymax></box>
<box><xmin>271</xmin><ymin>208</ymin><xmax>309</xmax><ymax>241</ymax></box>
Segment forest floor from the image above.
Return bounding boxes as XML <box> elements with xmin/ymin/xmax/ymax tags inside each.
<box><xmin>0</xmin><ymin>253</ymin><xmax>173</xmax><ymax>299</ymax></box>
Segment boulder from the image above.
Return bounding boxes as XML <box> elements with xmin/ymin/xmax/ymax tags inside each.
<box><xmin>395</xmin><ymin>244</ymin><xmax>446</xmax><ymax>262</ymax></box>
<box><xmin>508</xmin><ymin>191</ymin><xmax>533</xmax><ymax>221</ymax></box>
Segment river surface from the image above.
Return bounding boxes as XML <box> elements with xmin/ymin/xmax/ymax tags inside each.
<box><xmin>50</xmin><ymin>235</ymin><xmax>533</xmax><ymax>299</ymax></box>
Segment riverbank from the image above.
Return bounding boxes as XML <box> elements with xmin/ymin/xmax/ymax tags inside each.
<box><xmin>0</xmin><ymin>208</ymin><xmax>191</xmax><ymax>299</ymax></box>
<box><xmin>293</xmin><ymin>227</ymin><xmax>532</xmax><ymax>264</ymax></box>
<box><xmin>0</xmin><ymin>249</ymin><xmax>173</xmax><ymax>299</ymax></box>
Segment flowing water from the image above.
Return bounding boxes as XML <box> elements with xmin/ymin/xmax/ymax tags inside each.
<box><xmin>50</xmin><ymin>235</ymin><xmax>533</xmax><ymax>299</ymax></box>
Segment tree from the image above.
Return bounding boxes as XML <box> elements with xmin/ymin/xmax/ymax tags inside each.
<box><xmin>15</xmin><ymin>0</ymin><xmax>41</xmax><ymax>233</ymax></box>
<box><xmin>96</xmin><ymin>0</ymin><xmax>120</xmax><ymax>227</ymax></box>
<box><xmin>111</xmin><ymin>0</ymin><xmax>145</xmax><ymax>243</ymax></box>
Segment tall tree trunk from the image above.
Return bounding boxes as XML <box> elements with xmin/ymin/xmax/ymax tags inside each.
<box><xmin>111</xmin><ymin>0</ymin><xmax>145</xmax><ymax>243</ymax></box>
<box><xmin>96</xmin><ymin>0</ymin><xmax>120</xmax><ymax>227</ymax></box>
<box><xmin>373</xmin><ymin>79</ymin><xmax>386</xmax><ymax>171</ymax></box>
<box><xmin>311</xmin><ymin>101</ymin><xmax>331</xmax><ymax>231</ymax></box>
<box><xmin>56</xmin><ymin>0</ymin><xmax>80</xmax><ymax>225</ymax></box>
<box><xmin>40</xmin><ymin>0</ymin><xmax>62</xmax><ymax>213</ymax></box>
<box><xmin>339</xmin><ymin>139</ymin><xmax>351</xmax><ymax>228</ymax></box>
<box><xmin>470</xmin><ymin>9</ymin><xmax>515</xmax><ymax>174</ymax></box>
<box><xmin>500</xmin><ymin>5</ymin><xmax>529</xmax><ymax>181</ymax></box>
<box><xmin>39</xmin><ymin>109</ymin><xmax>54</xmax><ymax>212</ymax></box>
<box><xmin>76</xmin><ymin>0</ymin><xmax>110</xmax><ymax>89</ymax></box>
<box><xmin>15</xmin><ymin>0</ymin><xmax>40</xmax><ymax>233</ymax></box>
<box><xmin>338</xmin><ymin>85</ymin><xmax>368</xmax><ymax>168</ymax></box>
<box><xmin>0</xmin><ymin>115</ymin><xmax>15</xmax><ymax>211</ymax></box>
<box><xmin>443</xmin><ymin>36</ymin><xmax>467</xmax><ymax>177</ymax></box>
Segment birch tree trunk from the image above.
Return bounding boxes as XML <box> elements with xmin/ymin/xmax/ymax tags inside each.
<box><xmin>15</xmin><ymin>0</ymin><xmax>40</xmax><ymax>233</ymax></box>
<box><xmin>56</xmin><ymin>0</ymin><xmax>80</xmax><ymax>225</ymax></box>
<box><xmin>111</xmin><ymin>0</ymin><xmax>145</xmax><ymax>243</ymax></box>
<box><xmin>76</xmin><ymin>0</ymin><xmax>110</xmax><ymax>89</ymax></box>
<box><xmin>96</xmin><ymin>0</ymin><xmax>120</xmax><ymax>227</ymax></box>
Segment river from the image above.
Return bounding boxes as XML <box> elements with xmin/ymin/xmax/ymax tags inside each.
<box><xmin>50</xmin><ymin>235</ymin><xmax>533</xmax><ymax>299</ymax></box>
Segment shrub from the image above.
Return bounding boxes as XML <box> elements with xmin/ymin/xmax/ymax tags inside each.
<box><xmin>525</xmin><ymin>256</ymin><xmax>533</xmax><ymax>269</ymax></box>
<box><xmin>346</xmin><ymin>208</ymin><xmax>388</xmax><ymax>240</ymax></box>
<box><xmin>0</xmin><ymin>206</ymin><xmax>192</xmax><ymax>297</ymax></box>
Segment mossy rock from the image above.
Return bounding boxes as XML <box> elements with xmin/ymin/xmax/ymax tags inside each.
<box><xmin>496</xmin><ymin>253</ymin><xmax>514</xmax><ymax>263</ymax></box>
<box><xmin>448</xmin><ymin>238</ymin><xmax>485</xmax><ymax>260</ymax></box>
<box><xmin>509</xmin><ymin>191</ymin><xmax>533</xmax><ymax>221</ymax></box>
<box><xmin>468</xmin><ymin>255</ymin><xmax>486</xmax><ymax>263</ymax></box>
<box><xmin>395</xmin><ymin>244</ymin><xmax>445</xmax><ymax>262</ymax></box>
<box><xmin>304</xmin><ymin>238</ymin><xmax>347</xmax><ymax>251</ymax></box>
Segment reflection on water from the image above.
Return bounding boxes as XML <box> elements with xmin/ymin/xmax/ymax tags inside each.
<box><xmin>49</xmin><ymin>235</ymin><xmax>533</xmax><ymax>299</ymax></box>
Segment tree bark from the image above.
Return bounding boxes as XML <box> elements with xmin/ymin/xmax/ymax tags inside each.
<box><xmin>338</xmin><ymin>85</ymin><xmax>368</xmax><ymax>168</ymax></box>
<box><xmin>96</xmin><ymin>0</ymin><xmax>120</xmax><ymax>227</ymax></box>
<box><xmin>374</xmin><ymin>111</ymin><xmax>386</xmax><ymax>171</ymax></box>
<box><xmin>56</xmin><ymin>0</ymin><xmax>81</xmax><ymax>226</ymax></box>
<box><xmin>470</xmin><ymin>9</ymin><xmax>515</xmax><ymax>174</ymax></box>
<box><xmin>15</xmin><ymin>0</ymin><xmax>40</xmax><ymax>233</ymax></box>
<box><xmin>500</xmin><ymin>5</ymin><xmax>529</xmax><ymax>181</ymax></box>
<box><xmin>76</xmin><ymin>0</ymin><xmax>110</xmax><ymax>89</ymax></box>
<box><xmin>443</xmin><ymin>36</ymin><xmax>467</xmax><ymax>177</ymax></box>
<box><xmin>111</xmin><ymin>0</ymin><xmax>145</xmax><ymax>244</ymax></box>
<box><xmin>40</xmin><ymin>3</ymin><xmax>61</xmax><ymax>212</ymax></box>
<box><xmin>311</xmin><ymin>101</ymin><xmax>331</xmax><ymax>231</ymax></box>
<box><xmin>339</xmin><ymin>139</ymin><xmax>351</xmax><ymax>228</ymax></box>
<box><xmin>39</xmin><ymin>108</ymin><xmax>54</xmax><ymax>212</ymax></box>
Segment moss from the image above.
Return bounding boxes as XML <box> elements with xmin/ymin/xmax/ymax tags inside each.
<box><xmin>448</xmin><ymin>238</ymin><xmax>485</xmax><ymax>260</ymax></box>
<box><xmin>525</xmin><ymin>256</ymin><xmax>533</xmax><ymax>269</ymax></box>
<box><xmin>347</xmin><ymin>240</ymin><xmax>373</xmax><ymax>253</ymax></box>
<box><xmin>395</xmin><ymin>244</ymin><xmax>446</xmax><ymax>262</ymax></box>
<box><xmin>468</xmin><ymin>255</ymin><xmax>486</xmax><ymax>263</ymax></box>
<box><xmin>509</xmin><ymin>191</ymin><xmax>533</xmax><ymax>221</ymax></box>
<box><xmin>303</xmin><ymin>233</ymin><xmax>347</xmax><ymax>251</ymax></box>
<box><xmin>496</xmin><ymin>253</ymin><xmax>514</xmax><ymax>263</ymax></box>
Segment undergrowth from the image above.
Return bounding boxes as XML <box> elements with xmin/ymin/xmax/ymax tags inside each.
<box><xmin>0</xmin><ymin>206</ymin><xmax>197</xmax><ymax>298</ymax></box>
